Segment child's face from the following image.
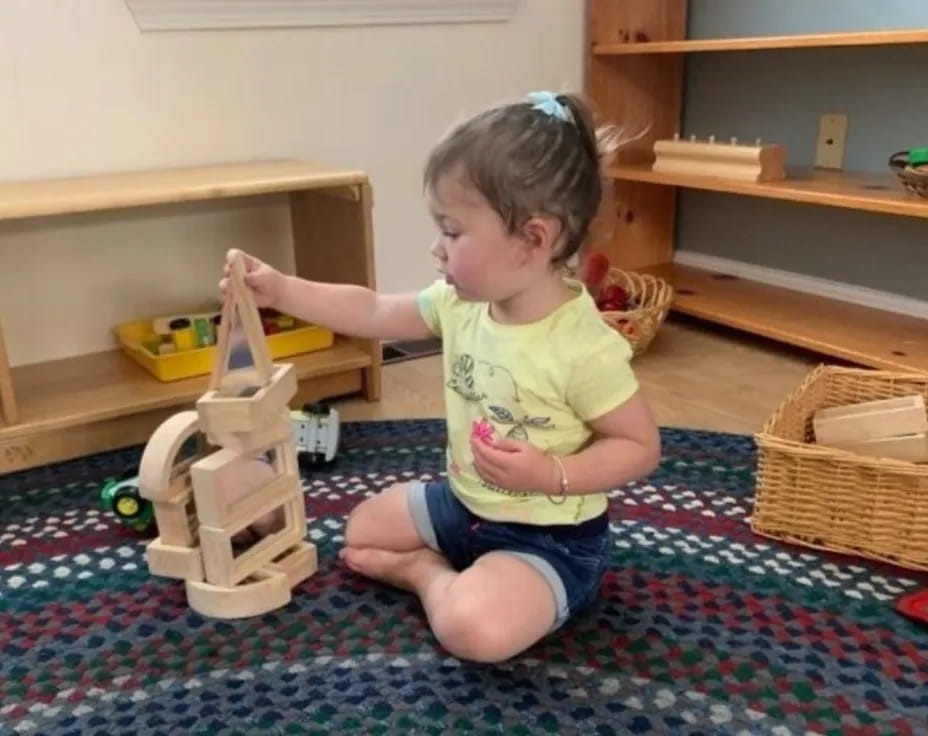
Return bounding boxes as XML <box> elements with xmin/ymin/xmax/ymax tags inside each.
<box><xmin>427</xmin><ymin>173</ymin><xmax>544</xmax><ymax>303</ymax></box>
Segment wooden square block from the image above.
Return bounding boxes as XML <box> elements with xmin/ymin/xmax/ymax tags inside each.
<box><xmin>267</xmin><ymin>541</ymin><xmax>318</xmax><ymax>588</ymax></box>
<box><xmin>199</xmin><ymin>496</ymin><xmax>306</xmax><ymax>587</ymax></box>
<box><xmin>147</xmin><ymin>538</ymin><xmax>205</xmax><ymax>581</ymax></box>
<box><xmin>197</xmin><ymin>363</ymin><xmax>297</xmax><ymax>436</ymax></box>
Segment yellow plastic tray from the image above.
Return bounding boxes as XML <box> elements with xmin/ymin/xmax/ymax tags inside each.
<box><xmin>115</xmin><ymin>317</ymin><xmax>334</xmax><ymax>382</ymax></box>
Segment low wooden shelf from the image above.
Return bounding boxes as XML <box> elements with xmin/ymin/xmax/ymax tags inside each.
<box><xmin>594</xmin><ymin>29</ymin><xmax>928</xmax><ymax>55</ymax></box>
<box><xmin>0</xmin><ymin>160</ymin><xmax>381</xmax><ymax>474</ymax></box>
<box><xmin>645</xmin><ymin>263</ymin><xmax>928</xmax><ymax>374</ymax></box>
<box><xmin>609</xmin><ymin>164</ymin><xmax>928</xmax><ymax>220</ymax></box>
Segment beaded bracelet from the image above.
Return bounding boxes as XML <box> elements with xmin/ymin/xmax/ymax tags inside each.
<box><xmin>547</xmin><ymin>454</ymin><xmax>569</xmax><ymax>505</ymax></box>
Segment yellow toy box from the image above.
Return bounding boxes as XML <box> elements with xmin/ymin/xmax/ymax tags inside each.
<box><xmin>115</xmin><ymin>307</ymin><xmax>334</xmax><ymax>382</ymax></box>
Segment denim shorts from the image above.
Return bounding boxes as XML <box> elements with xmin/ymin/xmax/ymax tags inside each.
<box><xmin>407</xmin><ymin>479</ymin><xmax>611</xmax><ymax>630</ymax></box>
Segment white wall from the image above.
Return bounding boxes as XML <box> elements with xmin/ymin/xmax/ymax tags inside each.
<box><xmin>0</xmin><ymin>0</ymin><xmax>584</xmax><ymax>366</ymax></box>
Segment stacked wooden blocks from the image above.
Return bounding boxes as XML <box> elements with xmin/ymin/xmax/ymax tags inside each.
<box><xmin>138</xmin><ymin>254</ymin><xmax>316</xmax><ymax>619</ymax></box>
<box><xmin>813</xmin><ymin>395</ymin><xmax>928</xmax><ymax>463</ymax></box>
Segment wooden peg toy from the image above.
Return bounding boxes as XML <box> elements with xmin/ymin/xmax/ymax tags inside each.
<box><xmin>137</xmin><ymin>251</ymin><xmax>316</xmax><ymax>619</ymax></box>
<box><xmin>652</xmin><ymin>135</ymin><xmax>787</xmax><ymax>182</ymax></box>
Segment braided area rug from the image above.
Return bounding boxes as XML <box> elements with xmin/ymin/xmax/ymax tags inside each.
<box><xmin>1</xmin><ymin>419</ymin><xmax>926</xmax><ymax>735</ymax></box>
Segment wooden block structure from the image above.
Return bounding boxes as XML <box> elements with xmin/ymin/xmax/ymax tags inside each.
<box><xmin>138</xmin><ymin>253</ymin><xmax>316</xmax><ymax>618</ymax></box>
<box><xmin>813</xmin><ymin>394</ymin><xmax>928</xmax><ymax>463</ymax></box>
<box><xmin>652</xmin><ymin>134</ymin><xmax>787</xmax><ymax>182</ymax></box>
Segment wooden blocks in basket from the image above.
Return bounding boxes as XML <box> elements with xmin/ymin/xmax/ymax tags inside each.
<box><xmin>652</xmin><ymin>134</ymin><xmax>786</xmax><ymax>182</ymax></box>
<box><xmin>753</xmin><ymin>365</ymin><xmax>928</xmax><ymax>572</ymax></box>
<box><xmin>812</xmin><ymin>395</ymin><xmax>928</xmax><ymax>463</ymax></box>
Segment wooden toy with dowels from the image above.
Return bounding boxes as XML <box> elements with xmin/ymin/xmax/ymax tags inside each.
<box><xmin>652</xmin><ymin>134</ymin><xmax>787</xmax><ymax>182</ymax></box>
<box><xmin>137</xmin><ymin>253</ymin><xmax>316</xmax><ymax>619</ymax></box>
<box><xmin>812</xmin><ymin>394</ymin><xmax>928</xmax><ymax>463</ymax></box>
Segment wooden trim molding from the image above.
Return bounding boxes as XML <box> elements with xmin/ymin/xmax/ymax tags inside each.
<box><xmin>126</xmin><ymin>0</ymin><xmax>521</xmax><ymax>31</ymax></box>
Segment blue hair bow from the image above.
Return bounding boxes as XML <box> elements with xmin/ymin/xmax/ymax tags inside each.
<box><xmin>526</xmin><ymin>91</ymin><xmax>570</xmax><ymax>122</ymax></box>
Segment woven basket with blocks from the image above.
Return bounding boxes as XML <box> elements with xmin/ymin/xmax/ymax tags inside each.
<box><xmin>753</xmin><ymin>364</ymin><xmax>928</xmax><ymax>572</ymax></box>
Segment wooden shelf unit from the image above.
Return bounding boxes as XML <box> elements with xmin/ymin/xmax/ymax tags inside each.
<box><xmin>609</xmin><ymin>164</ymin><xmax>928</xmax><ymax>219</ymax></box>
<box><xmin>593</xmin><ymin>28</ymin><xmax>928</xmax><ymax>55</ymax></box>
<box><xmin>0</xmin><ymin>160</ymin><xmax>381</xmax><ymax>474</ymax></box>
<box><xmin>586</xmin><ymin>0</ymin><xmax>928</xmax><ymax>372</ymax></box>
<box><xmin>645</xmin><ymin>263</ymin><xmax>928</xmax><ymax>373</ymax></box>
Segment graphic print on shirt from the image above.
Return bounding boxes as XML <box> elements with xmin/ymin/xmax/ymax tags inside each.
<box><xmin>448</xmin><ymin>352</ymin><xmax>555</xmax><ymax>496</ymax></box>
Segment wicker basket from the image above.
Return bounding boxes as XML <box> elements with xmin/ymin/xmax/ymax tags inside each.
<box><xmin>888</xmin><ymin>150</ymin><xmax>928</xmax><ymax>199</ymax></box>
<box><xmin>596</xmin><ymin>268</ymin><xmax>674</xmax><ymax>356</ymax></box>
<box><xmin>753</xmin><ymin>364</ymin><xmax>928</xmax><ymax>571</ymax></box>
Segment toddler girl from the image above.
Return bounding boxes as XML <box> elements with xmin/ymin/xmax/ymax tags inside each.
<box><xmin>220</xmin><ymin>91</ymin><xmax>661</xmax><ymax>663</ymax></box>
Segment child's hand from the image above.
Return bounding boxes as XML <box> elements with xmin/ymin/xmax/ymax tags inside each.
<box><xmin>470</xmin><ymin>436</ymin><xmax>556</xmax><ymax>495</ymax></box>
<box><xmin>220</xmin><ymin>248</ymin><xmax>287</xmax><ymax>309</ymax></box>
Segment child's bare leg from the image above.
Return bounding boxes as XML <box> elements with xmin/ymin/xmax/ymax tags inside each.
<box><xmin>341</xmin><ymin>547</ymin><xmax>556</xmax><ymax>663</ymax></box>
<box><xmin>342</xmin><ymin>482</ymin><xmax>428</xmax><ymax>551</ymax></box>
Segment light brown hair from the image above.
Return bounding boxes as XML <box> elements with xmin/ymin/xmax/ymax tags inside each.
<box><xmin>424</xmin><ymin>93</ymin><xmax>621</xmax><ymax>266</ymax></box>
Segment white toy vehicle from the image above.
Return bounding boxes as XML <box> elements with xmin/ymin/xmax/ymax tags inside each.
<box><xmin>291</xmin><ymin>402</ymin><xmax>340</xmax><ymax>467</ymax></box>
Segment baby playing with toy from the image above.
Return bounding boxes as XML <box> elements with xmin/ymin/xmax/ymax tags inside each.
<box><xmin>219</xmin><ymin>91</ymin><xmax>661</xmax><ymax>663</ymax></box>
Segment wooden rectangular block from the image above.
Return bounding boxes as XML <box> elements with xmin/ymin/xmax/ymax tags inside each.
<box><xmin>223</xmin><ymin>472</ymin><xmax>301</xmax><ymax>532</ymax></box>
<box><xmin>153</xmin><ymin>493</ymin><xmax>198</xmax><ymax>548</ymax></box>
<box><xmin>199</xmin><ymin>496</ymin><xmax>305</xmax><ymax>587</ymax></box>
<box><xmin>267</xmin><ymin>541</ymin><xmax>318</xmax><ymax>588</ymax></box>
<box><xmin>197</xmin><ymin>363</ymin><xmax>297</xmax><ymax>435</ymax></box>
<box><xmin>147</xmin><ymin>538</ymin><xmax>205</xmax><ymax>581</ymax></box>
<box><xmin>202</xmin><ymin>409</ymin><xmax>292</xmax><ymax>454</ymax></box>
<box><xmin>830</xmin><ymin>432</ymin><xmax>928</xmax><ymax>464</ymax></box>
<box><xmin>813</xmin><ymin>395</ymin><xmax>927</xmax><ymax>445</ymax></box>
<box><xmin>189</xmin><ymin>419</ymin><xmax>297</xmax><ymax>528</ymax></box>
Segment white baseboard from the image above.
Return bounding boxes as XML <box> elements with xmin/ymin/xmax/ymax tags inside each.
<box><xmin>674</xmin><ymin>250</ymin><xmax>928</xmax><ymax>320</ymax></box>
<box><xmin>126</xmin><ymin>0</ymin><xmax>521</xmax><ymax>31</ymax></box>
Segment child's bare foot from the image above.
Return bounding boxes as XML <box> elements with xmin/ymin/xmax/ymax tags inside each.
<box><xmin>339</xmin><ymin>547</ymin><xmax>450</xmax><ymax>592</ymax></box>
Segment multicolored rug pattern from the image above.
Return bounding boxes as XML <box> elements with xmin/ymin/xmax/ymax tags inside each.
<box><xmin>1</xmin><ymin>419</ymin><xmax>927</xmax><ymax>735</ymax></box>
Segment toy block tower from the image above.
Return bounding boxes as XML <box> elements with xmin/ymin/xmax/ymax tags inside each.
<box><xmin>138</xmin><ymin>253</ymin><xmax>316</xmax><ymax>619</ymax></box>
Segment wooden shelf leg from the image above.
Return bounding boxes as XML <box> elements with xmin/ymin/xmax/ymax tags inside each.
<box><xmin>290</xmin><ymin>183</ymin><xmax>382</xmax><ymax>404</ymax></box>
<box><xmin>586</xmin><ymin>0</ymin><xmax>686</xmax><ymax>269</ymax></box>
<box><xmin>363</xmin><ymin>359</ymin><xmax>382</xmax><ymax>401</ymax></box>
<box><xmin>0</xmin><ymin>318</ymin><xmax>18</xmax><ymax>426</ymax></box>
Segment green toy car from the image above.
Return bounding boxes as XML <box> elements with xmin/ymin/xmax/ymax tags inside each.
<box><xmin>99</xmin><ymin>470</ymin><xmax>155</xmax><ymax>532</ymax></box>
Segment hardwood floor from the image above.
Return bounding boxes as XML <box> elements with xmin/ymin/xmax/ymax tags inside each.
<box><xmin>335</xmin><ymin>316</ymin><xmax>822</xmax><ymax>436</ymax></box>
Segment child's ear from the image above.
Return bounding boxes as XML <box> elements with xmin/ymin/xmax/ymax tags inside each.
<box><xmin>519</xmin><ymin>215</ymin><xmax>561</xmax><ymax>258</ymax></box>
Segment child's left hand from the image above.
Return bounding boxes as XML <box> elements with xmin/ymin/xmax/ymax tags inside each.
<box><xmin>470</xmin><ymin>437</ymin><xmax>555</xmax><ymax>494</ymax></box>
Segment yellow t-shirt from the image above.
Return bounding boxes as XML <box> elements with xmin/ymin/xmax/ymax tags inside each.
<box><xmin>417</xmin><ymin>278</ymin><xmax>639</xmax><ymax>525</ymax></box>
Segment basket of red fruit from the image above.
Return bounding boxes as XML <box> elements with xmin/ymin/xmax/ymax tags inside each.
<box><xmin>577</xmin><ymin>251</ymin><xmax>674</xmax><ymax>356</ymax></box>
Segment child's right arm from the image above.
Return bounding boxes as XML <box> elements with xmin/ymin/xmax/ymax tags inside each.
<box><xmin>220</xmin><ymin>248</ymin><xmax>434</xmax><ymax>341</ymax></box>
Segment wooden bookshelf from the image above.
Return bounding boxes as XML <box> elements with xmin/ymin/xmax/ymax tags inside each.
<box><xmin>644</xmin><ymin>263</ymin><xmax>928</xmax><ymax>374</ymax></box>
<box><xmin>594</xmin><ymin>28</ymin><xmax>928</xmax><ymax>55</ymax></box>
<box><xmin>587</xmin><ymin>0</ymin><xmax>928</xmax><ymax>372</ymax></box>
<box><xmin>0</xmin><ymin>160</ymin><xmax>382</xmax><ymax>474</ymax></box>
<box><xmin>609</xmin><ymin>164</ymin><xmax>928</xmax><ymax>219</ymax></box>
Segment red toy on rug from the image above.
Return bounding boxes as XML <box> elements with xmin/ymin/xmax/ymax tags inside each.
<box><xmin>896</xmin><ymin>588</ymin><xmax>928</xmax><ymax>625</ymax></box>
